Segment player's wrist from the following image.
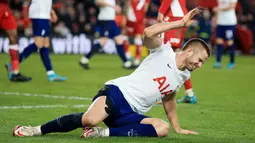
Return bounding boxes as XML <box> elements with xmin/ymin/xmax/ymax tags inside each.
<box><xmin>174</xmin><ymin>127</ymin><xmax>182</xmax><ymax>133</ymax></box>
<box><xmin>170</xmin><ymin>121</ymin><xmax>181</xmax><ymax>132</ymax></box>
<box><xmin>181</xmin><ymin>19</ymin><xmax>186</xmax><ymax>27</ymax></box>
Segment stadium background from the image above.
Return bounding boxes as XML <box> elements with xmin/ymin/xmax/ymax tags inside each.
<box><xmin>0</xmin><ymin>0</ymin><xmax>255</xmax><ymax>143</ymax></box>
<box><xmin>0</xmin><ymin>0</ymin><xmax>254</xmax><ymax>55</ymax></box>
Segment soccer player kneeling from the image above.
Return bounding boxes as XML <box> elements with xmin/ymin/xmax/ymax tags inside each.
<box><xmin>13</xmin><ymin>7</ymin><xmax>210</xmax><ymax>138</ymax></box>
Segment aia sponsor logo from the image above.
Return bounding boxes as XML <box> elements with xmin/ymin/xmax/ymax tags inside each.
<box><xmin>153</xmin><ymin>76</ymin><xmax>173</xmax><ymax>96</ymax></box>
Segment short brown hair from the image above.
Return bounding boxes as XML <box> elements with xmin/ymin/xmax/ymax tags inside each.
<box><xmin>182</xmin><ymin>38</ymin><xmax>211</xmax><ymax>57</ymax></box>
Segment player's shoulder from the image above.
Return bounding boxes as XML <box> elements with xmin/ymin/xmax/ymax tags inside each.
<box><xmin>149</xmin><ymin>43</ymin><xmax>173</xmax><ymax>54</ymax></box>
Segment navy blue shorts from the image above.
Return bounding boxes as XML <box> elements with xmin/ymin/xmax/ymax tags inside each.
<box><xmin>216</xmin><ymin>25</ymin><xmax>236</xmax><ymax>40</ymax></box>
<box><xmin>97</xmin><ymin>20</ymin><xmax>121</xmax><ymax>39</ymax></box>
<box><xmin>31</xmin><ymin>19</ymin><xmax>50</xmax><ymax>37</ymax></box>
<box><xmin>93</xmin><ymin>85</ymin><xmax>148</xmax><ymax>128</ymax></box>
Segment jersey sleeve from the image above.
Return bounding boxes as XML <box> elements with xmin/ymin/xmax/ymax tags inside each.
<box><xmin>158</xmin><ymin>0</ymin><xmax>173</xmax><ymax>15</ymax></box>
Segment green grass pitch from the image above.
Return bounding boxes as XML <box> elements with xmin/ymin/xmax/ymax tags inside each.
<box><xmin>0</xmin><ymin>54</ymin><xmax>255</xmax><ymax>143</ymax></box>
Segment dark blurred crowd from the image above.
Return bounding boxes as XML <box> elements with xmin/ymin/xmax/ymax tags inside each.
<box><xmin>3</xmin><ymin>0</ymin><xmax>255</xmax><ymax>53</ymax></box>
<box><xmin>6</xmin><ymin>0</ymin><xmax>163</xmax><ymax>37</ymax></box>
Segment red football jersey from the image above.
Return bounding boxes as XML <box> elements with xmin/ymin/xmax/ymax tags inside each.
<box><xmin>0</xmin><ymin>0</ymin><xmax>8</xmax><ymax>4</ymax></box>
<box><xmin>127</xmin><ymin>0</ymin><xmax>150</xmax><ymax>22</ymax></box>
<box><xmin>159</xmin><ymin>0</ymin><xmax>187</xmax><ymax>21</ymax></box>
<box><xmin>0</xmin><ymin>0</ymin><xmax>8</xmax><ymax>7</ymax></box>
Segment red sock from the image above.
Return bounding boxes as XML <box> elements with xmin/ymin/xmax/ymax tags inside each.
<box><xmin>123</xmin><ymin>40</ymin><xmax>129</xmax><ymax>53</ymax></box>
<box><xmin>9</xmin><ymin>45</ymin><xmax>19</xmax><ymax>73</ymax></box>
<box><xmin>184</xmin><ymin>78</ymin><xmax>192</xmax><ymax>90</ymax></box>
<box><xmin>135</xmin><ymin>45</ymin><xmax>142</xmax><ymax>60</ymax></box>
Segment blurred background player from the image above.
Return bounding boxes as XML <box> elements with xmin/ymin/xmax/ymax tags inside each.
<box><xmin>1</xmin><ymin>0</ymin><xmax>31</xmax><ymax>82</ymax></box>
<box><xmin>213</xmin><ymin>0</ymin><xmax>237</xmax><ymax>69</ymax></box>
<box><xmin>157</xmin><ymin>0</ymin><xmax>196</xmax><ymax>104</ymax></box>
<box><xmin>123</xmin><ymin>0</ymin><xmax>150</xmax><ymax>67</ymax></box>
<box><xmin>79</xmin><ymin>0</ymin><xmax>132</xmax><ymax>69</ymax></box>
<box><xmin>17</xmin><ymin>0</ymin><xmax>66</xmax><ymax>81</ymax></box>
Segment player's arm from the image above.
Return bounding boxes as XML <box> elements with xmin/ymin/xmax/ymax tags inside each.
<box><xmin>162</xmin><ymin>92</ymin><xmax>180</xmax><ymax>131</ymax></box>
<box><xmin>162</xmin><ymin>92</ymin><xmax>198</xmax><ymax>135</ymax></box>
<box><xmin>157</xmin><ymin>0</ymin><xmax>173</xmax><ymax>22</ymax></box>
<box><xmin>143</xmin><ymin>7</ymin><xmax>200</xmax><ymax>49</ymax></box>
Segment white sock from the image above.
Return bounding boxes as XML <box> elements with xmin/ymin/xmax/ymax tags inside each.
<box><xmin>13</xmin><ymin>70</ymin><xmax>19</xmax><ymax>75</ymax></box>
<box><xmin>80</xmin><ymin>57</ymin><xmax>89</xmax><ymax>64</ymax></box>
<box><xmin>100</xmin><ymin>128</ymin><xmax>109</xmax><ymax>137</ymax></box>
<box><xmin>35</xmin><ymin>126</ymin><xmax>42</xmax><ymax>136</ymax></box>
<box><xmin>125</xmin><ymin>52</ymin><xmax>132</xmax><ymax>60</ymax></box>
<box><xmin>185</xmin><ymin>89</ymin><xmax>194</xmax><ymax>97</ymax></box>
<box><xmin>47</xmin><ymin>70</ymin><xmax>55</xmax><ymax>76</ymax></box>
<box><xmin>9</xmin><ymin>44</ymin><xmax>19</xmax><ymax>50</ymax></box>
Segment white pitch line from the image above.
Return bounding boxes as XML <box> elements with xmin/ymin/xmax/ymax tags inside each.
<box><xmin>0</xmin><ymin>92</ymin><xmax>92</xmax><ymax>101</ymax></box>
<box><xmin>0</xmin><ymin>104</ymin><xmax>90</xmax><ymax>109</ymax></box>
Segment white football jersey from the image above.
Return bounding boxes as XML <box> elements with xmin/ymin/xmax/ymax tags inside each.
<box><xmin>217</xmin><ymin>0</ymin><xmax>237</xmax><ymax>25</ymax></box>
<box><xmin>98</xmin><ymin>0</ymin><xmax>116</xmax><ymax>20</ymax></box>
<box><xmin>29</xmin><ymin>0</ymin><xmax>52</xmax><ymax>19</ymax></box>
<box><xmin>106</xmin><ymin>45</ymin><xmax>190</xmax><ymax>114</ymax></box>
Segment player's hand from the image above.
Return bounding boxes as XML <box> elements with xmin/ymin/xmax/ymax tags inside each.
<box><xmin>213</xmin><ymin>7</ymin><xmax>219</xmax><ymax>13</ymax></box>
<box><xmin>182</xmin><ymin>7</ymin><xmax>202</xmax><ymax>27</ymax></box>
<box><xmin>175</xmin><ymin>128</ymin><xmax>199</xmax><ymax>135</ymax></box>
<box><xmin>114</xmin><ymin>5</ymin><xmax>122</xmax><ymax>14</ymax></box>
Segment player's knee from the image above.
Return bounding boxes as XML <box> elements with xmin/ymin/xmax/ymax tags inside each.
<box><xmin>216</xmin><ymin>38</ymin><xmax>224</xmax><ymax>44</ymax></box>
<box><xmin>34</xmin><ymin>37</ymin><xmax>44</xmax><ymax>48</ymax></box>
<box><xmin>98</xmin><ymin>37</ymin><xmax>108</xmax><ymax>47</ymax></box>
<box><xmin>81</xmin><ymin>115</ymin><xmax>98</xmax><ymax>127</ymax></box>
<box><xmin>227</xmin><ymin>40</ymin><xmax>234</xmax><ymax>46</ymax></box>
<box><xmin>152</xmin><ymin>120</ymin><xmax>169</xmax><ymax>137</ymax></box>
<box><xmin>34</xmin><ymin>42</ymin><xmax>43</xmax><ymax>48</ymax></box>
<box><xmin>114</xmin><ymin>35</ymin><xmax>124</xmax><ymax>45</ymax></box>
<box><xmin>157</xmin><ymin>121</ymin><xmax>169</xmax><ymax>137</ymax></box>
<box><xmin>43</xmin><ymin>39</ymin><xmax>50</xmax><ymax>47</ymax></box>
<box><xmin>34</xmin><ymin>40</ymin><xmax>44</xmax><ymax>48</ymax></box>
<box><xmin>6</xmin><ymin>30</ymin><xmax>18</xmax><ymax>44</ymax></box>
<box><xmin>8</xmin><ymin>35</ymin><xmax>18</xmax><ymax>44</ymax></box>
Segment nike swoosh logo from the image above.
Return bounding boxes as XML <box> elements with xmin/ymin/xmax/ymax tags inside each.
<box><xmin>17</xmin><ymin>130</ymin><xmax>24</xmax><ymax>137</ymax></box>
<box><xmin>167</xmin><ymin>64</ymin><xmax>172</xmax><ymax>69</ymax></box>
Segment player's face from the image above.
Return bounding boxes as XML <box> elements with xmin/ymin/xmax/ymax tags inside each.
<box><xmin>185</xmin><ymin>49</ymin><xmax>208</xmax><ymax>72</ymax></box>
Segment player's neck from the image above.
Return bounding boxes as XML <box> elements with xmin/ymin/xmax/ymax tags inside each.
<box><xmin>175</xmin><ymin>52</ymin><xmax>186</xmax><ymax>71</ymax></box>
